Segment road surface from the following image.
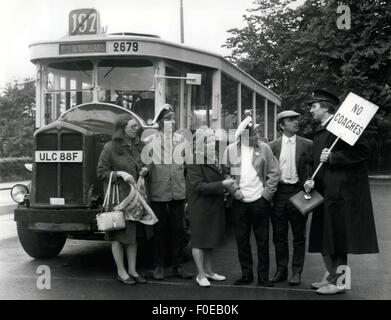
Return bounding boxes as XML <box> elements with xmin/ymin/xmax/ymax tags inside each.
<box><xmin>0</xmin><ymin>180</ymin><xmax>390</xmax><ymax>300</ymax></box>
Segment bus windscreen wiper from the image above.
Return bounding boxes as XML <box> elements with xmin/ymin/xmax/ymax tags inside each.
<box><xmin>104</xmin><ymin>66</ymin><xmax>115</xmax><ymax>78</ymax></box>
<box><xmin>72</xmin><ymin>61</ymin><xmax>91</xmax><ymax>78</ymax></box>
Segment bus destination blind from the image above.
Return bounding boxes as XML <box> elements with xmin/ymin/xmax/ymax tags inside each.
<box><xmin>59</xmin><ymin>42</ymin><xmax>106</xmax><ymax>55</ymax></box>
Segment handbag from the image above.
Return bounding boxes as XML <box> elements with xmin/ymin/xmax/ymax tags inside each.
<box><xmin>96</xmin><ymin>172</ymin><xmax>126</xmax><ymax>232</ymax></box>
<box><xmin>289</xmin><ymin>189</ymin><xmax>324</xmax><ymax>215</ymax></box>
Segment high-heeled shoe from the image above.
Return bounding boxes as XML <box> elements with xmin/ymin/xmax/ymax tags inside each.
<box><xmin>131</xmin><ymin>274</ymin><xmax>147</xmax><ymax>284</ymax></box>
<box><xmin>117</xmin><ymin>275</ymin><xmax>136</xmax><ymax>285</ymax></box>
<box><xmin>196</xmin><ymin>276</ymin><xmax>211</xmax><ymax>287</ymax></box>
<box><xmin>206</xmin><ymin>273</ymin><xmax>226</xmax><ymax>281</ymax></box>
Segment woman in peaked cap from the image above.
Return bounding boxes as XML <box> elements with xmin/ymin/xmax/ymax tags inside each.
<box><xmin>304</xmin><ymin>89</ymin><xmax>379</xmax><ymax>295</ymax></box>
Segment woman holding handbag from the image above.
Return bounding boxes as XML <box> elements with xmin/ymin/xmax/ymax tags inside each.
<box><xmin>97</xmin><ymin>114</ymin><xmax>149</xmax><ymax>285</ymax></box>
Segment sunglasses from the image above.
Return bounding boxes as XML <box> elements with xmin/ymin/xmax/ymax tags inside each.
<box><xmin>126</xmin><ymin>124</ymin><xmax>140</xmax><ymax>130</ymax></box>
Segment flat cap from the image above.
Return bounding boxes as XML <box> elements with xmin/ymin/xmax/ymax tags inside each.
<box><xmin>235</xmin><ymin>116</ymin><xmax>253</xmax><ymax>139</ymax></box>
<box><xmin>277</xmin><ymin>110</ymin><xmax>300</xmax><ymax>121</ymax></box>
<box><xmin>306</xmin><ymin>89</ymin><xmax>340</xmax><ymax>106</ymax></box>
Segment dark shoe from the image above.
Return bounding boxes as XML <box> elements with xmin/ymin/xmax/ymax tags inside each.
<box><xmin>117</xmin><ymin>275</ymin><xmax>136</xmax><ymax>285</ymax></box>
<box><xmin>234</xmin><ymin>275</ymin><xmax>254</xmax><ymax>285</ymax></box>
<box><xmin>173</xmin><ymin>267</ymin><xmax>194</xmax><ymax>279</ymax></box>
<box><xmin>271</xmin><ymin>270</ymin><xmax>288</xmax><ymax>283</ymax></box>
<box><xmin>132</xmin><ymin>274</ymin><xmax>148</xmax><ymax>284</ymax></box>
<box><xmin>153</xmin><ymin>266</ymin><xmax>165</xmax><ymax>280</ymax></box>
<box><xmin>258</xmin><ymin>277</ymin><xmax>274</xmax><ymax>287</ymax></box>
<box><xmin>289</xmin><ymin>272</ymin><xmax>301</xmax><ymax>286</ymax></box>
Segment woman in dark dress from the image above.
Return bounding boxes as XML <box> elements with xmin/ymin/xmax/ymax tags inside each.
<box><xmin>97</xmin><ymin>114</ymin><xmax>148</xmax><ymax>285</ymax></box>
<box><xmin>186</xmin><ymin>126</ymin><xmax>235</xmax><ymax>287</ymax></box>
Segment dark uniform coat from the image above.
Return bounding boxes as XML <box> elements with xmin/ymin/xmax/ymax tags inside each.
<box><xmin>185</xmin><ymin>162</ymin><xmax>226</xmax><ymax>249</ymax></box>
<box><xmin>309</xmin><ymin>120</ymin><xmax>379</xmax><ymax>255</ymax></box>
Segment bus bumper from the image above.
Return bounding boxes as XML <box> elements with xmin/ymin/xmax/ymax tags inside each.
<box><xmin>14</xmin><ymin>207</ymin><xmax>100</xmax><ymax>232</ymax></box>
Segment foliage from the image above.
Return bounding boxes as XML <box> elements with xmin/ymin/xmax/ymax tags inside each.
<box><xmin>224</xmin><ymin>0</ymin><xmax>391</xmax><ymax>137</ymax></box>
<box><xmin>0</xmin><ymin>81</ymin><xmax>36</xmax><ymax>157</ymax></box>
<box><xmin>0</xmin><ymin>157</ymin><xmax>32</xmax><ymax>183</ymax></box>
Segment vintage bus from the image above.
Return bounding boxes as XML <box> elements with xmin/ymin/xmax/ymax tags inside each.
<box><xmin>12</xmin><ymin>8</ymin><xmax>282</xmax><ymax>259</ymax></box>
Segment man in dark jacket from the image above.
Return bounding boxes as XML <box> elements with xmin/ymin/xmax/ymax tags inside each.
<box><xmin>304</xmin><ymin>90</ymin><xmax>379</xmax><ymax>295</ymax></box>
<box><xmin>269</xmin><ymin>110</ymin><xmax>313</xmax><ymax>285</ymax></box>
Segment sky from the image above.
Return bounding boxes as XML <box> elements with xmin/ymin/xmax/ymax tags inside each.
<box><xmin>0</xmin><ymin>0</ymin><xmax>262</xmax><ymax>88</ymax></box>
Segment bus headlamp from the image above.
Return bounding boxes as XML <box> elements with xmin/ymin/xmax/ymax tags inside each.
<box><xmin>11</xmin><ymin>184</ymin><xmax>29</xmax><ymax>204</ymax></box>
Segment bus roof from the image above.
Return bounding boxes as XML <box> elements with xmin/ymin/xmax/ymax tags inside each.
<box><xmin>29</xmin><ymin>33</ymin><xmax>281</xmax><ymax>105</ymax></box>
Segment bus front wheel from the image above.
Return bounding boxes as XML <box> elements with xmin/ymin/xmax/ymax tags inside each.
<box><xmin>17</xmin><ymin>223</ymin><xmax>66</xmax><ymax>259</ymax></box>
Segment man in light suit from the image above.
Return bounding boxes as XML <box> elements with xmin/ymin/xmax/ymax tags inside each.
<box><xmin>268</xmin><ymin>110</ymin><xmax>313</xmax><ymax>285</ymax></box>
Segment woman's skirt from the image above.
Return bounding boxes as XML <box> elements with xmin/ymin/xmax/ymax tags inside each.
<box><xmin>105</xmin><ymin>221</ymin><xmax>137</xmax><ymax>245</ymax></box>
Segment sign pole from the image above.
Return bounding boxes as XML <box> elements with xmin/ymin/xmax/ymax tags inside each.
<box><xmin>310</xmin><ymin>136</ymin><xmax>340</xmax><ymax>180</ymax></box>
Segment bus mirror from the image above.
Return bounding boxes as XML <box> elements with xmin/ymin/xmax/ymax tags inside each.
<box><xmin>186</xmin><ymin>73</ymin><xmax>202</xmax><ymax>85</ymax></box>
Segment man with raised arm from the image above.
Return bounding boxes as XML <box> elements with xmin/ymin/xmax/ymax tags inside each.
<box><xmin>223</xmin><ymin>116</ymin><xmax>280</xmax><ymax>287</ymax></box>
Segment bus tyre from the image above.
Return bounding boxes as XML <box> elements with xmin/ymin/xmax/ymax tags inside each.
<box><xmin>17</xmin><ymin>223</ymin><xmax>66</xmax><ymax>259</ymax></box>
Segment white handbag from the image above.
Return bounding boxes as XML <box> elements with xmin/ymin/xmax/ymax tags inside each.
<box><xmin>96</xmin><ymin>172</ymin><xmax>126</xmax><ymax>232</ymax></box>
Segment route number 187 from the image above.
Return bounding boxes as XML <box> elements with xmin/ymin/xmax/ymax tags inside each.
<box><xmin>69</xmin><ymin>9</ymin><xmax>99</xmax><ymax>35</ymax></box>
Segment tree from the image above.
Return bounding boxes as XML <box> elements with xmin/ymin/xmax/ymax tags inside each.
<box><xmin>224</xmin><ymin>0</ymin><xmax>391</xmax><ymax>127</ymax></box>
<box><xmin>224</xmin><ymin>0</ymin><xmax>391</xmax><ymax>173</ymax></box>
<box><xmin>0</xmin><ymin>80</ymin><xmax>36</xmax><ymax>157</ymax></box>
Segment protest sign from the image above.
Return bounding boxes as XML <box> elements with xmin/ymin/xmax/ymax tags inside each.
<box><xmin>326</xmin><ymin>92</ymin><xmax>379</xmax><ymax>146</ymax></box>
